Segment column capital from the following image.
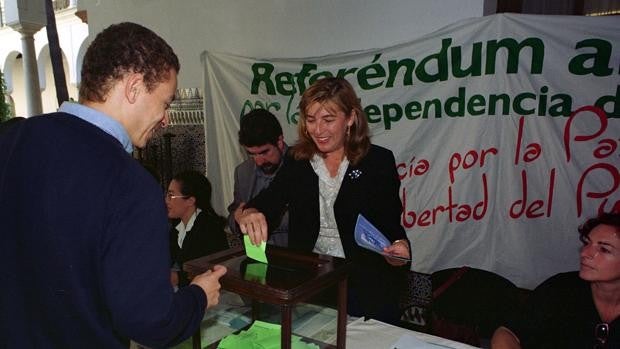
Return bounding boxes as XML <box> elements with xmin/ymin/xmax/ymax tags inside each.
<box><xmin>9</xmin><ymin>21</ymin><xmax>44</xmax><ymax>36</ymax></box>
<box><xmin>5</xmin><ymin>0</ymin><xmax>46</xmax><ymax>35</ymax></box>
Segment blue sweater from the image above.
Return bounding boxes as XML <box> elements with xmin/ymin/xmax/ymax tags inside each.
<box><xmin>0</xmin><ymin>113</ymin><xmax>206</xmax><ymax>348</ymax></box>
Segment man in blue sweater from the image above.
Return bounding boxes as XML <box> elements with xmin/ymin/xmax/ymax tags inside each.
<box><xmin>0</xmin><ymin>22</ymin><xmax>226</xmax><ymax>348</ymax></box>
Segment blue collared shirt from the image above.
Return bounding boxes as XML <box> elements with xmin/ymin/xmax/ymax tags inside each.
<box><xmin>59</xmin><ymin>102</ymin><xmax>133</xmax><ymax>153</ymax></box>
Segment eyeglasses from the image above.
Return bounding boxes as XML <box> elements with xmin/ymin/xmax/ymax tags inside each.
<box><xmin>594</xmin><ymin>323</ymin><xmax>609</xmax><ymax>349</ymax></box>
<box><xmin>165</xmin><ymin>192</ymin><xmax>189</xmax><ymax>200</ymax></box>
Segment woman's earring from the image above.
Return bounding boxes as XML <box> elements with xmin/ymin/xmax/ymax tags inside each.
<box><xmin>346</xmin><ymin>125</ymin><xmax>351</xmax><ymax>136</ymax></box>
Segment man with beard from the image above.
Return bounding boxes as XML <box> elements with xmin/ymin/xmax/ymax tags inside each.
<box><xmin>227</xmin><ymin>109</ymin><xmax>289</xmax><ymax>247</ymax></box>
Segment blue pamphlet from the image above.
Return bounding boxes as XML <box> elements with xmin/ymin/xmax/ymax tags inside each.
<box><xmin>354</xmin><ymin>214</ymin><xmax>411</xmax><ymax>261</ymax></box>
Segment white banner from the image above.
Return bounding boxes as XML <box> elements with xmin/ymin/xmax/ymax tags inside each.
<box><xmin>203</xmin><ymin>13</ymin><xmax>620</xmax><ymax>288</ymax></box>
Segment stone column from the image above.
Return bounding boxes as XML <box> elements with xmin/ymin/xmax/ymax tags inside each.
<box><xmin>5</xmin><ymin>0</ymin><xmax>46</xmax><ymax>116</ymax></box>
<box><xmin>19</xmin><ymin>27</ymin><xmax>43</xmax><ymax>116</ymax></box>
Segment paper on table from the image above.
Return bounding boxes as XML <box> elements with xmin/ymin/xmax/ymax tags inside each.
<box><xmin>217</xmin><ymin>320</ymin><xmax>279</xmax><ymax>349</ymax></box>
<box><xmin>390</xmin><ymin>333</ymin><xmax>452</xmax><ymax>349</ymax></box>
<box><xmin>354</xmin><ymin>214</ymin><xmax>411</xmax><ymax>261</ymax></box>
<box><xmin>217</xmin><ymin>320</ymin><xmax>320</xmax><ymax>349</ymax></box>
<box><xmin>244</xmin><ymin>235</ymin><xmax>268</xmax><ymax>263</ymax></box>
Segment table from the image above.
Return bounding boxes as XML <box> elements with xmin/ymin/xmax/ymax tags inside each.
<box><xmin>169</xmin><ymin>298</ymin><xmax>479</xmax><ymax>349</ymax></box>
<box><xmin>345</xmin><ymin>318</ymin><xmax>481</xmax><ymax>349</ymax></box>
<box><xmin>184</xmin><ymin>246</ymin><xmax>352</xmax><ymax>349</ymax></box>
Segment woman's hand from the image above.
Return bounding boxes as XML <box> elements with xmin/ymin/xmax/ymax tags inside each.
<box><xmin>383</xmin><ymin>239</ymin><xmax>410</xmax><ymax>266</ymax></box>
<box><xmin>235</xmin><ymin>207</ymin><xmax>268</xmax><ymax>246</ymax></box>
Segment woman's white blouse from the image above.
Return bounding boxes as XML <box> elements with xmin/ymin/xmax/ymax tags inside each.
<box><xmin>310</xmin><ymin>154</ymin><xmax>349</xmax><ymax>258</ymax></box>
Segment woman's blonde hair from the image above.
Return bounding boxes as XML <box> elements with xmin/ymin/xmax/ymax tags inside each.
<box><xmin>292</xmin><ymin>77</ymin><xmax>370</xmax><ymax>165</ymax></box>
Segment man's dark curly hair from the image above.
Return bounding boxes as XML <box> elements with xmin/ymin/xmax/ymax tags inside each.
<box><xmin>238</xmin><ymin>108</ymin><xmax>283</xmax><ymax>147</ymax></box>
<box><xmin>79</xmin><ymin>22</ymin><xmax>180</xmax><ymax>103</ymax></box>
<box><xmin>578</xmin><ymin>212</ymin><xmax>620</xmax><ymax>244</ymax></box>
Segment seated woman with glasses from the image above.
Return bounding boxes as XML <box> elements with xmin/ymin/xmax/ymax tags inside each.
<box><xmin>491</xmin><ymin>212</ymin><xmax>619</xmax><ymax>349</ymax></box>
<box><xmin>166</xmin><ymin>170</ymin><xmax>229</xmax><ymax>288</ymax></box>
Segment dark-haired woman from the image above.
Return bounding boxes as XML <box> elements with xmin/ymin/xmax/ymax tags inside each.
<box><xmin>166</xmin><ymin>170</ymin><xmax>229</xmax><ymax>287</ymax></box>
<box><xmin>491</xmin><ymin>212</ymin><xmax>620</xmax><ymax>349</ymax></box>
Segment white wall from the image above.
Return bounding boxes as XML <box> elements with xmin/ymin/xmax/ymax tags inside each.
<box><xmin>80</xmin><ymin>0</ymin><xmax>485</xmax><ymax>89</ymax></box>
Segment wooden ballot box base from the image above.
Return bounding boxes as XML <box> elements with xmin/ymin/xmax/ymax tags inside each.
<box><xmin>184</xmin><ymin>246</ymin><xmax>351</xmax><ymax>349</ymax></box>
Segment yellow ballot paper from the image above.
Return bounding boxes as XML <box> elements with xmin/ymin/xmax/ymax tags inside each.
<box><xmin>244</xmin><ymin>235</ymin><xmax>268</xmax><ymax>263</ymax></box>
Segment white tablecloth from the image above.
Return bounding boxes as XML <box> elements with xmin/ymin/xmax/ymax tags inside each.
<box><xmin>346</xmin><ymin>318</ymin><xmax>480</xmax><ymax>349</ymax></box>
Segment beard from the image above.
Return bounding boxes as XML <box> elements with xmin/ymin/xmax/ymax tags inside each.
<box><xmin>260</xmin><ymin>162</ymin><xmax>279</xmax><ymax>175</ymax></box>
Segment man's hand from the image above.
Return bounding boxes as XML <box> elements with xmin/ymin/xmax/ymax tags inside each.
<box><xmin>235</xmin><ymin>207</ymin><xmax>268</xmax><ymax>246</ymax></box>
<box><xmin>233</xmin><ymin>202</ymin><xmax>246</xmax><ymax>223</ymax></box>
<box><xmin>190</xmin><ymin>265</ymin><xmax>227</xmax><ymax>309</ymax></box>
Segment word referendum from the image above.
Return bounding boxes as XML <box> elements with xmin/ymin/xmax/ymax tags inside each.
<box><xmin>251</xmin><ymin>37</ymin><xmax>546</xmax><ymax>95</ymax></box>
<box><xmin>250</xmin><ymin>38</ymin><xmax>616</xmax><ymax>97</ymax></box>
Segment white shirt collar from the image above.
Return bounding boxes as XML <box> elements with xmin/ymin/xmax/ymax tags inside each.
<box><xmin>176</xmin><ymin>208</ymin><xmax>202</xmax><ymax>248</ymax></box>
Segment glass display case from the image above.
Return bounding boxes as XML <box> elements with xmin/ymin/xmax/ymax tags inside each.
<box><xmin>183</xmin><ymin>246</ymin><xmax>352</xmax><ymax>349</ymax></box>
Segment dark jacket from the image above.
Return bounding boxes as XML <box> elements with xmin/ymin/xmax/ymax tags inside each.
<box><xmin>0</xmin><ymin>113</ymin><xmax>206</xmax><ymax>348</ymax></box>
<box><xmin>509</xmin><ymin>272</ymin><xmax>620</xmax><ymax>349</ymax></box>
<box><xmin>248</xmin><ymin>144</ymin><xmax>410</xmax><ymax>323</ymax></box>
<box><xmin>170</xmin><ymin>210</ymin><xmax>229</xmax><ymax>286</ymax></box>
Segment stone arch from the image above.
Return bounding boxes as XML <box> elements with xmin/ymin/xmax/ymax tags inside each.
<box><xmin>1</xmin><ymin>52</ymin><xmax>20</xmax><ymax>118</ymax></box>
<box><xmin>2</xmin><ymin>51</ymin><xmax>22</xmax><ymax>94</ymax></box>
<box><xmin>37</xmin><ymin>44</ymin><xmax>51</xmax><ymax>91</ymax></box>
<box><xmin>37</xmin><ymin>45</ymin><xmax>72</xmax><ymax>90</ymax></box>
<box><xmin>37</xmin><ymin>44</ymin><xmax>76</xmax><ymax>111</ymax></box>
<box><xmin>3</xmin><ymin>52</ymin><xmax>27</xmax><ymax>117</ymax></box>
<box><xmin>75</xmin><ymin>37</ymin><xmax>91</xmax><ymax>88</ymax></box>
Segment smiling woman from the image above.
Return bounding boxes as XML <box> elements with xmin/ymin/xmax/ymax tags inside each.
<box><xmin>236</xmin><ymin>77</ymin><xmax>412</xmax><ymax>325</ymax></box>
<box><xmin>491</xmin><ymin>212</ymin><xmax>620</xmax><ymax>349</ymax></box>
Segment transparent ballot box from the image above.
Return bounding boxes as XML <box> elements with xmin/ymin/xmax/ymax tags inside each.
<box><xmin>183</xmin><ymin>246</ymin><xmax>352</xmax><ymax>349</ymax></box>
